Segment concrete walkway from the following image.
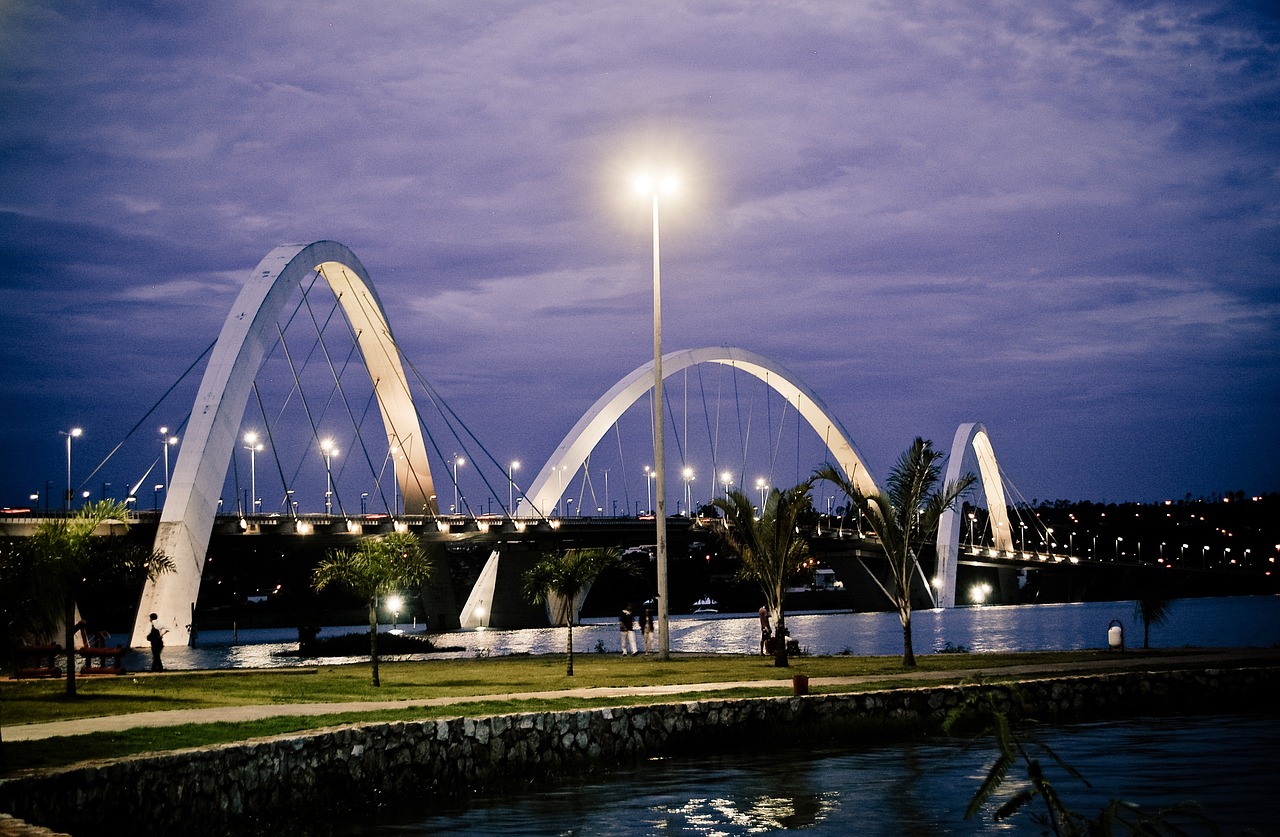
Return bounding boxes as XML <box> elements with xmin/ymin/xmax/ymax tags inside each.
<box><xmin>6</xmin><ymin>648</ymin><xmax>1278</xmax><ymax>743</ymax></box>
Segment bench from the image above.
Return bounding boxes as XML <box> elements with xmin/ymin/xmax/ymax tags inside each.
<box><xmin>13</xmin><ymin>644</ymin><xmax>62</xmax><ymax>678</ymax></box>
<box><xmin>77</xmin><ymin>644</ymin><xmax>128</xmax><ymax>675</ymax></box>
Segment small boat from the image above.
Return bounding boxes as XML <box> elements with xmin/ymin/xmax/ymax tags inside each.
<box><xmin>691</xmin><ymin>596</ymin><xmax>719</xmax><ymax>614</ymax></box>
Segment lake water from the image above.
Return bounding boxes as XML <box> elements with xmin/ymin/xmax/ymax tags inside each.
<box><xmin>137</xmin><ymin>594</ymin><xmax>1280</xmax><ymax>671</ymax></box>
<box><xmin>338</xmin><ymin>712</ymin><xmax>1279</xmax><ymax>835</ymax></box>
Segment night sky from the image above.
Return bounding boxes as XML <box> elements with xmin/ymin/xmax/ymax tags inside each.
<box><xmin>2</xmin><ymin>1</ymin><xmax>1277</xmax><ymax>511</ymax></box>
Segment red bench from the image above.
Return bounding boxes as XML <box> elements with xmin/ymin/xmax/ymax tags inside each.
<box><xmin>13</xmin><ymin>644</ymin><xmax>62</xmax><ymax>678</ymax></box>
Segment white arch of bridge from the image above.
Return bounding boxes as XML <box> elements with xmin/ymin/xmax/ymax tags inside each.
<box><xmin>935</xmin><ymin>422</ymin><xmax>1014</xmax><ymax>608</ymax></box>
<box><xmin>460</xmin><ymin>347</ymin><xmax>881</xmax><ymax>628</ymax></box>
<box><xmin>130</xmin><ymin>241</ymin><xmax>436</xmax><ymax>647</ymax></box>
<box><xmin>514</xmin><ymin>346</ymin><xmax>880</xmax><ymax>519</ymax></box>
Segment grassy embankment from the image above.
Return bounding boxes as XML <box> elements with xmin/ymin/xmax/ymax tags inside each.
<box><xmin>0</xmin><ymin>647</ymin><xmax>1243</xmax><ymax>774</ymax></box>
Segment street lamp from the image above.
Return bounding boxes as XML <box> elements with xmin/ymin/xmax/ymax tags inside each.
<box><xmin>637</xmin><ymin>167</ymin><xmax>678</xmax><ymax>660</ymax></box>
<box><xmin>1115</xmin><ymin>536</ymin><xmax>1123</xmax><ymax>562</ymax></box>
<box><xmin>1019</xmin><ymin>522</ymin><xmax>1026</xmax><ymax>553</ymax></box>
<box><xmin>59</xmin><ymin>427</ymin><xmax>82</xmax><ymax>511</ymax></box>
<box><xmin>452</xmin><ymin>455</ymin><xmax>465</xmax><ymax>516</ymax></box>
<box><xmin>682</xmin><ymin>467</ymin><xmax>694</xmax><ymax>517</ymax></box>
<box><xmin>644</xmin><ymin>466</ymin><xmax>653</xmax><ymax>514</ymax></box>
<box><xmin>721</xmin><ymin>471</ymin><xmax>732</xmax><ymax>501</ymax></box>
<box><xmin>1046</xmin><ymin>527</ymin><xmax>1054</xmax><ymax>558</ymax></box>
<box><xmin>389</xmin><ymin>445</ymin><xmax>400</xmax><ymax>517</ymax></box>
<box><xmin>159</xmin><ymin>427</ymin><xmax>179</xmax><ymax>494</ymax></box>
<box><xmin>320</xmin><ymin>438</ymin><xmax>338</xmax><ymax>515</ymax></box>
<box><xmin>243</xmin><ymin>432</ymin><xmax>263</xmax><ymax>514</ymax></box>
<box><xmin>603</xmin><ymin>468</ymin><xmax>610</xmax><ymax>518</ymax></box>
<box><xmin>386</xmin><ymin>594</ymin><xmax>403</xmax><ymax>631</ymax></box>
<box><xmin>508</xmin><ymin>460</ymin><xmax>520</xmax><ymax>517</ymax></box>
<box><xmin>756</xmin><ymin>478</ymin><xmax>767</xmax><ymax>512</ymax></box>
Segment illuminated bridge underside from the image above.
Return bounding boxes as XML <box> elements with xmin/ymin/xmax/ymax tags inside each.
<box><xmin>131</xmin><ymin>241</ymin><xmax>436</xmax><ymax>647</ymax></box>
<box><xmin>461</xmin><ymin>346</ymin><xmax>880</xmax><ymax>628</ymax></box>
<box><xmin>936</xmin><ymin>422</ymin><xmax>1014</xmax><ymax>608</ymax></box>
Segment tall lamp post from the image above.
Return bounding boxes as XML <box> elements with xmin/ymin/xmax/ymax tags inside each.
<box><xmin>644</xmin><ymin>466</ymin><xmax>653</xmax><ymax>514</ymax></box>
<box><xmin>389</xmin><ymin>445</ymin><xmax>399</xmax><ymax>517</ymax></box>
<box><xmin>60</xmin><ymin>427</ymin><xmax>82</xmax><ymax>511</ymax></box>
<box><xmin>243</xmin><ymin>432</ymin><xmax>263</xmax><ymax>514</ymax></box>
<box><xmin>508</xmin><ymin>460</ymin><xmax>520</xmax><ymax>518</ymax></box>
<box><xmin>452</xmin><ymin>455</ymin><xmax>465</xmax><ymax>515</ymax></box>
<box><xmin>159</xmin><ymin>427</ymin><xmax>179</xmax><ymax>494</ymax></box>
<box><xmin>636</xmin><ymin>169</ymin><xmax>678</xmax><ymax>660</ymax></box>
<box><xmin>756</xmin><ymin>477</ymin><xmax>767</xmax><ymax>512</ymax></box>
<box><xmin>321</xmin><ymin>438</ymin><xmax>338</xmax><ymax>515</ymax></box>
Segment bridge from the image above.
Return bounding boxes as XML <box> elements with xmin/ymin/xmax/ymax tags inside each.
<box><xmin>16</xmin><ymin>241</ymin><xmax>1261</xmax><ymax>646</ymax></box>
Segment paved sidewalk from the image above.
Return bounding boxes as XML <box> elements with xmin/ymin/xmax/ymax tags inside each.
<box><xmin>6</xmin><ymin>648</ymin><xmax>1277</xmax><ymax>743</ymax></box>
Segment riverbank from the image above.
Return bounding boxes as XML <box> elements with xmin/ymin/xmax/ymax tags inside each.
<box><xmin>2</xmin><ymin>649</ymin><xmax>1277</xmax><ymax>835</ymax></box>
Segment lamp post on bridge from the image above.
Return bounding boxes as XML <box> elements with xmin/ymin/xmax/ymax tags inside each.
<box><xmin>756</xmin><ymin>478</ymin><xmax>767</xmax><ymax>513</ymax></box>
<box><xmin>686</xmin><ymin>468</ymin><xmax>696</xmax><ymax>522</ymax></box>
<box><xmin>243</xmin><ymin>432</ymin><xmax>263</xmax><ymax>514</ymax></box>
<box><xmin>321</xmin><ymin>438</ymin><xmax>339</xmax><ymax>515</ymax></box>
<box><xmin>636</xmin><ymin>168</ymin><xmax>678</xmax><ymax>660</ymax></box>
<box><xmin>452</xmin><ymin>455</ymin><xmax>465</xmax><ymax>515</ymax></box>
<box><xmin>159</xmin><ymin>427</ymin><xmax>179</xmax><ymax>499</ymax></box>
<box><xmin>59</xmin><ymin>427</ymin><xmax>82</xmax><ymax>511</ymax></box>
<box><xmin>508</xmin><ymin>460</ymin><xmax>520</xmax><ymax>518</ymax></box>
<box><xmin>389</xmin><ymin>445</ymin><xmax>400</xmax><ymax>517</ymax></box>
<box><xmin>1115</xmin><ymin>536</ymin><xmax>1123</xmax><ymax>562</ymax></box>
<box><xmin>644</xmin><ymin>466</ymin><xmax>653</xmax><ymax>514</ymax></box>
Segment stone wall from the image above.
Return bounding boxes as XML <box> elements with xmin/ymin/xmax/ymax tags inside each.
<box><xmin>2</xmin><ymin>666</ymin><xmax>1276</xmax><ymax>835</ymax></box>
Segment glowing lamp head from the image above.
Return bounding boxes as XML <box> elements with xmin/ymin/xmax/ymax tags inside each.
<box><xmin>634</xmin><ymin>172</ymin><xmax>679</xmax><ymax>196</ymax></box>
<box><xmin>70</xmin><ymin>427</ymin><xmax>82</xmax><ymax>438</ymax></box>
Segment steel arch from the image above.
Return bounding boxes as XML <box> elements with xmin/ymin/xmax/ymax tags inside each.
<box><xmin>460</xmin><ymin>347</ymin><xmax>880</xmax><ymax>629</ymax></box>
<box><xmin>130</xmin><ymin>241</ymin><xmax>436</xmax><ymax>646</ymax></box>
<box><xmin>935</xmin><ymin>422</ymin><xmax>1014</xmax><ymax>608</ymax></box>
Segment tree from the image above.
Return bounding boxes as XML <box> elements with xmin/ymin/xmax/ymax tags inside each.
<box><xmin>816</xmin><ymin>438</ymin><xmax>975</xmax><ymax>667</ymax></box>
<box><xmin>1134</xmin><ymin>592</ymin><xmax>1174</xmax><ymax>650</ymax></box>
<box><xmin>522</xmin><ymin>547</ymin><xmax>621</xmax><ymax>676</ymax></box>
<box><xmin>711</xmin><ymin>483</ymin><xmax>814</xmax><ymax>668</ymax></box>
<box><xmin>8</xmin><ymin>500</ymin><xmax>172</xmax><ymax>697</ymax></box>
<box><xmin>312</xmin><ymin>532</ymin><xmax>430</xmax><ymax>687</ymax></box>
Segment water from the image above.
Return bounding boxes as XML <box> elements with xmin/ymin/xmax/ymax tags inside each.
<box><xmin>343</xmin><ymin>712</ymin><xmax>1279</xmax><ymax>835</ymax></box>
<box><xmin>125</xmin><ymin>594</ymin><xmax>1280</xmax><ymax>671</ymax></box>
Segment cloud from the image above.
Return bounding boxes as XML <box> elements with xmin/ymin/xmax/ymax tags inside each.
<box><xmin>0</xmin><ymin>0</ymin><xmax>1276</xmax><ymax>504</ymax></box>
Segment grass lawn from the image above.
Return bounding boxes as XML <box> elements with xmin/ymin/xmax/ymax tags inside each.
<box><xmin>0</xmin><ymin>647</ymin><xmax>1242</xmax><ymax>773</ymax></box>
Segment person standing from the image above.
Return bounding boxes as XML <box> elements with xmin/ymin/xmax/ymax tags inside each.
<box><xmin>619</xmin><ymin>605</ymin><xmax>637</xmax><ymax>655</ymax></box>
<box><xmin>147</xmin><ymin>612</ymin><xmax>167</xmax><ymax>672</ymax></box>
<box><xmin>759</xmin><ymin>605</ymin><xmax>772</xmax><ymax>655</ymax></box>
<box><xmin>641</xmin><ymin>604</ymin><xmax>655</xmax><ymax>655</ymax></box>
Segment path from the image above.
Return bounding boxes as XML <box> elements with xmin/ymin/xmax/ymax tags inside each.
<box><xmin>6</xmin><ymin>648</ymin><xmax>1277</xmax><ymax>743</ymax></box>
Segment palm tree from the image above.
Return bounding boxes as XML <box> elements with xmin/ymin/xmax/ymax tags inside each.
<box><xmin>522</xmin><ymin>547</ymin><xmax>621</xmax><ymax>676</ymax></box>
<box><xmin>711</xmin><ymin>483</ymin><xmax>814</xmax><ymax>668</ymax></box>
<box><xmin>13</xmin><ymin>500</ymin><xmax>172</xmax><ymax>697</ymax></box>
<box><xmin>312</xmin><ymin>532</ymin><xmax>430</xmax><ymax>687</ymax></box>
<box><xmin>1134</xmin><ymin>592</ymin><xmax>1174</xmax><ymax>649</ymax></box>
<box><xmin>816</xmin><ymin>438</ymin><xmax>975</xmax><ymax>667</ymax></box>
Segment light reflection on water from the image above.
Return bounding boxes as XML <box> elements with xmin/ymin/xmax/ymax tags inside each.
<box><xmin>342</xmin><ymin>713</ymin><xmax>1278</xmax><ymax>835</ymax></box>
<box><xmin>121</xmin><ymin>594</ymin><xmax>1279</xmax><ymax>671</ymax></box>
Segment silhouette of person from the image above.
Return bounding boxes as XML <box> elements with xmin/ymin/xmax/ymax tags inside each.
<box><xmin>147</xmin><ymin>612</ymin><xmax>167</xmax><ymax>672</ymax></box>
<box><xmin>759</xmin><ymin>605</ymin><xmax>772</xmax><ymax>655</ymax></box>
<box><xmin>619</xmin><ymin>605</ymin><xmax>637</xmax><ymax>655</ymax></box>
